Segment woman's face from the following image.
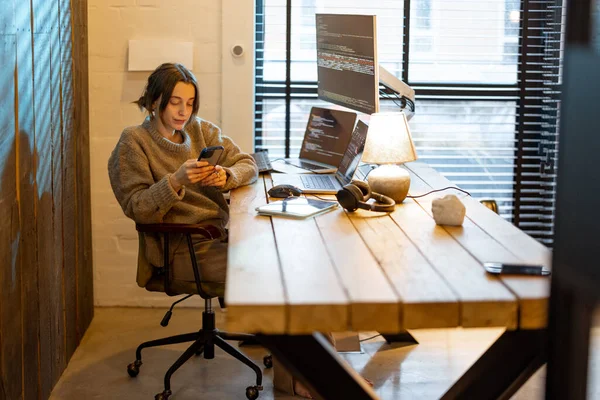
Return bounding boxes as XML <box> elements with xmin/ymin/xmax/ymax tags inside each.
<box><xmin>156</xmin><ymin>81</ymin><xmax>196</xmax><ymax>134</ymax></box>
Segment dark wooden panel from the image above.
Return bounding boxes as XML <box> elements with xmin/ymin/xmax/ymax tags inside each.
<box><xmin>59</xmin><ymin>0</ymin><xmax>78</xmax><ymax>362</ymax></box>
<box><xmin>49</xmin><ymin>0</ymin><xmax>67</xmax><ymax>387</ymax></box>
<box><xmin>1</xmin><ymin>1</ymin><xmax>93</xmax><ymax>397</ymax></box>
<box><xmin>16</xmin><ymin>2</ymin><xmax>41</xmax><ymax>399</ymax></box>
<box><xmin>72</xmin><ymin>0</ymin><xmax>94</xmax><ymax>336</ymax></box>
<box><xmin>33</xmin><ymin>30</ymin><xmax>55</xmax><ymax>400</ymax></box>
<box><xmin>0</xmin><ymin>33</ymin><xmax>24</xmax><ymax>400</ymax></box>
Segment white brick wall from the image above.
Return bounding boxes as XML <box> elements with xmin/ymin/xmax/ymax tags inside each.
<box><xmin>89</xmin><ymin>0</ymin><xmax>231</xmax><ymax>307</ymax></box>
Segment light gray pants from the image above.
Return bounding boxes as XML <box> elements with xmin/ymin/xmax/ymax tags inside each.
<box><xmin>169</xmin><ymin>233</ymin><xmax>228</xmax><ymax>284</ymax></box>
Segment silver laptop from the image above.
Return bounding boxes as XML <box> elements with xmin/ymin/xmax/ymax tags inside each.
<box><xmin>271</xmin><ymin>120</ymin><xmax>369</xmax><ymax>194</ymax></box>
<box><xmin>273</xmin><ymin>107</ymin><xmax>358</xmax><ymax>174</ymax></box>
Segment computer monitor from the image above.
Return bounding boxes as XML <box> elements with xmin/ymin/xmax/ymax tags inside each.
<box><xmin>315</xmin><ymin>13</ymin><xmax>416</xmax><ymax>117</ymax></box>
<box><xmin>316</xmin><ymin>14</ymin><xmax>379</xmax><ymax>115</ymax></box>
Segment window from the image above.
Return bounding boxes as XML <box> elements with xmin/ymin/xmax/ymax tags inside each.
<box><xmin>255</xmin><ymin>0</ymin><xmax>565</xmax><ymax>244</ymax></box>
<box><xmin>414</xmin><ymin>0</ymin><xmax>431</xmax><ymax>29</ymax></box>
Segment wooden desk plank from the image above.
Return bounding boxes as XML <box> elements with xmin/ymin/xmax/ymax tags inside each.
<box><xmin>406</xmin><ymin>163</ymin><xmax>550</xmax><ymax>265</ymax></box>
<box><xmin>266</xmin><ymin>186</ymin><xmax>348</xmax><ymax>334</ymax></box>
<box><xmin>225</xmin><ymin>177</ymin><xmax>286</xmax><ymax>333</ymax></box>
<box><xmin>406</xmin><ymin>162</ymin><xmax>551</xmax><ymax>329</ymax></box>
<box><xmin>271</xmin><ymin>216</ymin><xmax>349</xmax><ymax>334</ymax></box>
<box><xmin>391</xmin><ymin>186</ymin><xmax>518</xmax><ymax>328</ymax></box>
<box><xmin>347</xmin><ymin>212</ymin><xmax>459</xmax><ymax>329</ymax></box>
<box><xmin>314</xmin><ymin>209</ymin><xmax>401</xmax><ymax>333</ymax></box>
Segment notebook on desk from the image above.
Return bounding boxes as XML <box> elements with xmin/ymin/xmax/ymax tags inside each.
<box><xmin>271</xmin><ymin>120</ymin><xmax>369</xmax><ymax>194</ymax></box>
<box><xmin>272</xmin><ymin>107</ymin><xmax>358</xmax><ymax>174</ymax></box>
<box><xmin>256</xmin><ymin>198</ymin><xmax>338</xmax><ymax>219</ymax></box>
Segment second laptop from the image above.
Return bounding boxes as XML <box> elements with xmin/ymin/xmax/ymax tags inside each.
<box><xmin>273</xmin><ymin>106</ymin><xmax>358</xmax><ymax>174</ymax></box>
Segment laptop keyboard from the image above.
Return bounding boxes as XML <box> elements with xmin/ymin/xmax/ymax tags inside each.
<box><xmin>300</xmin><ymin>174</ymin><xmax>337</xmax><ymax>190</ymax></box>
<box><xmin>250</xmin><ymin>151</ymin><xmax>273</xmax><ymax>173</ymax></box>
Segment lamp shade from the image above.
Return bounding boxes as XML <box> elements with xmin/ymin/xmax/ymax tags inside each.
<box><xmin>361</xmin><ymin>112</ymin><xmax>417</xmax><ymax>164</ymax></box>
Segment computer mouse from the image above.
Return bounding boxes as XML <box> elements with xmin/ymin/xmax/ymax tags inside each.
<box><xmin>268</xmin><ymin>184</ymin><xmax>303</xmax><ymax>198</ymax></box>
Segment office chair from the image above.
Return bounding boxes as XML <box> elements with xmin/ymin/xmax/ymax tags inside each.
<box><xmin>126</xmin><ymin>223</ymin><xmax>270</xmax><ymax>400</ymax></box>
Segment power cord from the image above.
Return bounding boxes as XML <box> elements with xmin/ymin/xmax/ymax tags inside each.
<box><xmin>407</xmin><ymin>186</ymin><xmax>471</xmax><ymax>199</ymax></box>
<box><xmin>378</xmin><ymin>88</ymin><xmax>415</xmax><ymax>113</ymax></box>
<box><xmin>307</xmin><ymin>194</ymin><xmax>335</xmax><ymax>201</ymax></box>
<box><xmin>299</xmin><ymin>171</ymin><xmax>470</xmax><ymax>201</ymax></box>
<box><xmin>360</xmin><ymin>334</ymin><xmax>382</xmax><ymax>342</ymax></box>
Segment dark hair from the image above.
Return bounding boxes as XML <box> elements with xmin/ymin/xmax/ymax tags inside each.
<box><xmin>134</xmin><ymin>63</ymin><xmax>200</xmax><ymax>118</ymax></box>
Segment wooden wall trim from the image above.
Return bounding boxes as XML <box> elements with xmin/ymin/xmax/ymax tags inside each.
<box><xmin>0</xmin><ymin>1</ymin><xmax>93</xmax><ymax>399</ymax></box>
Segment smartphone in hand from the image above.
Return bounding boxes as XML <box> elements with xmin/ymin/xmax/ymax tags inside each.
<box><xmin>483</xmin><ymin>262</ymin><xmax>551</xmax><ymax>276</ymax></box>
<box><xmin>198</xmin><ymin>145</ymin><xmax>224</xmax><ymax>165</ymax></box>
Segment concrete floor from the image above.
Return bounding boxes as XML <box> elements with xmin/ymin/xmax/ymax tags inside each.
<box><xmin>50</xmin><ymin>307</ymin><xmax>600</xmax><ymax>400</ymax></box>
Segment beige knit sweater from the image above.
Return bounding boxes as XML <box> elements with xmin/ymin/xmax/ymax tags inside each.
<box><xmin>108</xmin><ymin>116</ymin><xmax>258</xmax><ymax>283</ymax></box>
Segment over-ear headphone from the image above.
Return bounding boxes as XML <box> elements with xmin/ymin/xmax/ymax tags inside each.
<box><xmin>335</xmin><ymin>180</ymin><xmax>396</xmax><ymax>212</ymax></box>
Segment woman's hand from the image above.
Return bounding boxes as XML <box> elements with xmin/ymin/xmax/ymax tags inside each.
<box><xmin>170</xmin><ymin>159</ymin><xmax>215</xmax><ymax>191</ymax></box>
<box><xmin>199</xmin><ymin>165</ymin><xmax>227</xmax><ymax>188</ymax></box>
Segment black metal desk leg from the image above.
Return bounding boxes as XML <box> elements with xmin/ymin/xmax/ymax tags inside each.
<box><xmin>258</xmin><ymin>333</ymin><xmax>379</xmax><ymax>400</ymax></box>
<box><xmin>441</xmin><ymin>329</ymin><xmax>547</xmax><ymax>400</ymax></box>
<box><xmin>545</xmin><ymin>279</ymin><xmax>595</xmax><ymax>400</ymax></box>
<box><xmin>380</xmin><ymin>330</ymin><xmax>419</xmax><ymax>345</ymax></box>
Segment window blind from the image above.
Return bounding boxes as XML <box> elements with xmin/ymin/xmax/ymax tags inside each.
<box><xmin>255</xmin><ymin>0</ymin><xmax>565</xmax><ymax>244</ymax></box>
<box><xmin>513</xmin><ymin>0</ymin><xmax>565</xmax><ymax>244</ymax></box>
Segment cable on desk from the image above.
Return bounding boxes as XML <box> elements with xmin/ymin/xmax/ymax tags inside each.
<box><xmin>407</xmin><ymin>186</ymin><xmax>471</xmax><ymax>199</ymax></box>
<box><xmin>306</xmin><ymin>194</ymin><xmax>335</xmax><ymax>201</ymax></box>
<box><xmin>307</xmin><ymin>185</ymin><xmax>470</xmax><ymax>201</ymax></box>
<box><xmin>359</xmin><ymin>334</ymin><xmax>382</xmax><ymax>342</ymax></box>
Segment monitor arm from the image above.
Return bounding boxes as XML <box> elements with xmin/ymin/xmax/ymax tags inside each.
<box><xmin>379</xmin><ymin>65</ymin><xmax>416</xmax><ymax>119</ymax></box>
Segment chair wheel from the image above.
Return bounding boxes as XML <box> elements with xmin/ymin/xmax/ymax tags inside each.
<box><xmin>155</xmin><ymin>390</ymin><xmax>171</xmax><ymax>400</ymax></box>
<box><xmin>246</xmin><ymin>386</ymin><xmax>260</xmax><ymax>400</ymax></box>
<box><xmin>127</xmin><ymin>360</ymin><xmax>142</xmax><ymax>377</ymax></box>
<box><xmin>263</xmin><ymin>355</ymin><xmax>273</xmax><ymax>368</ymax></box>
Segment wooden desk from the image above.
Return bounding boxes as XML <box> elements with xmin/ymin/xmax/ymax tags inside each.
<box><xmin>226</xmin><ymin>162</ymin><xmax>551</xmax><ymax>400</ymax></box>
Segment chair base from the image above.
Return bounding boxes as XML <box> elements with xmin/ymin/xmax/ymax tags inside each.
<box><xmin>127</xmin><ymin>310</ymin><xmax>264</xmax><ymax>400</ymax></box>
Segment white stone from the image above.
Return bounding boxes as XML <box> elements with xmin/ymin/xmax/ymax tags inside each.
<box><xmin>431</xmin><ymin>195</ymin><xmax>466</xmax><ymax>226</ymax></box>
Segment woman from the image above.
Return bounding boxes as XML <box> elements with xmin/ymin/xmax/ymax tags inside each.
<box><xmin>108</xmin><ymin>62</ymin><xmax>258</xmax><ymax>287</ymax></box>
<box><xmin>108</xmin><ymin>62</ymin><xmax>343</xmax><ymax>399</ymax></box>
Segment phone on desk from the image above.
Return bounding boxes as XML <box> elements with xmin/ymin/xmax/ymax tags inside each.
<box><xmin>198</xmin><ymin>146</ymin><xmax>224</xmax><ymax>165</ymax></box>
<box><xmin>483</xmin><ymin>262</ymin><xmax>551</xmax><ymax>276</ymax></box>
